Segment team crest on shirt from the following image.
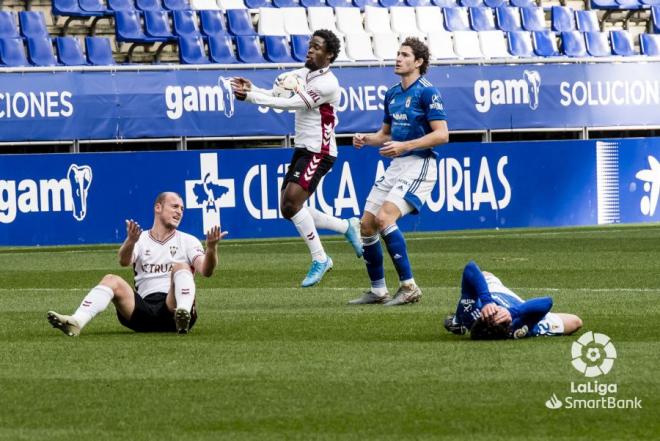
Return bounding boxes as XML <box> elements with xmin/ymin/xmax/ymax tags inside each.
<box><xmin>405</xmin><ymin>97</ymin><xmax>412</xmax><ymax>108</ymax></box>
<box><xmin>169</xmin><ymin>246</ymin><xmax>178</xmax><ymax>257</ymax></box>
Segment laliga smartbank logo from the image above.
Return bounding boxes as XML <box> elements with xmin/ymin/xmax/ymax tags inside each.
<box><xmin>544</xmin><ymin>332</ymin><xmax>642</xmax><ymax>410</ymax></box>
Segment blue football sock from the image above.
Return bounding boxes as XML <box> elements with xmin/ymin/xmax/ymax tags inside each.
<box><xmin>362</xmin><ymin>233</ymin><xmax>385</xmax><ymax>288</ymax></box>
<box><xmin>382</xmin><ymin>224</ymin><xmax>413</xmax><ymax>282</ymax></box>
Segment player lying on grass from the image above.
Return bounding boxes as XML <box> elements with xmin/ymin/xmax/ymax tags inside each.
<box><xmin>444</xmin><ymin>261</ymin><xmax>582</xmax><ymax>339</ymax></box>
<box><xmin>47</xmin><ymin>192</ymin><xmax>226</xmax><ymax>336</ymax></box>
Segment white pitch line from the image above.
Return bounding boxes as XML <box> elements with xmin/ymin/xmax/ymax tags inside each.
<box><xmin>1</xmin><ymin>287</ymin><xmax>657</xmax><ymax>293</ymax></box>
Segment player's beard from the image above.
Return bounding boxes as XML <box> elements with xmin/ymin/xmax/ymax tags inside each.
<box><xmin>305</xmin><ymin>59</ymin><xmax>318</xmax><ymax>71</ymax></box>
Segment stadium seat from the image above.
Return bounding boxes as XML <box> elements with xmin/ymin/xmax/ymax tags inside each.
<box><xmin>483</xmin><ymin>0</ymin><xmax>504</xmax><ymax>7</ymax></box>
<box><xmin>0</xmin><ymin>38</ymin><xmax>28</xmax><ymax>66</ymax></box>
<box><xmin>245</xmin><ymin>0</ymin><xmax>270</xmax><ymax>7</ymax></box>
<box><xmin>427</xmin><ymin>30</ymin><xmax>456</xmax><ymax>58</ymax></box>
<box><xmin>336</xmin><ymin>7</ymin><xmax>368</xmax><ymax>35</ymax></box>
<box><xmin>115</xmin><ymin>10</ymin><xmax>163</xmax><ymax>42</ymax></box>
<box><xmin>640</xmin><ymin>0</ymin><xmax>660</xmax><ymax>5</ymax></box>
<box><xmin>344</xmin><ymin>33</ymin><xmax>377</xmax><ymax>59</ymax></box>
<box><xmin>479</xmin><ymin>29</ymin><xmax>510</xmax><ymax>57</ymax></box>
<box><xmin>136</xmin><ymin>0</ymin><xmax>165</xmax><ymax>11</ymax></box>
<box><xmin>458</xmin><ymin>0</ymin><xmax>483</xmax><ymax>6</ymax></box>
<box><xmin>469</xmin><ymin>7</ymin><xmax>496</xmax><ymax>31</ymax></box>
<box><xmin>200</xmin><ymin>10</ymin><xmax>227</xmax><ymax>37</ymax></box>
<box><xmin>291</xmin><ymin>33</ymin><xmax>310</xmax><ymax>60</ymax></box>
<box><xmin>0</xmin><ymin>12</ymin><xmax>20</xmax><ymax>39</ymax></box>
<box><xmin>108</xmin><ymin>0</ymin><xmax>138</xmax><ymax>11</ymax></box>
<box><xmin>273</xmin><ymin>0</ymin><xmax>299</xmax><ymax>6</ymax></box>
<box><xmin>406</xmin><ymin>0</ymin><xmax>433</xmax><ymax>5</ymax></box>
<box><xmin>560</xmin><ymin>30</ymin><xmax>586</xmax><ymax>56</ymax></box>
<box><xmin>652</xmin><ymin>6</ymin><xmax>660</xmax><ymax>33</ymax></box>
<box><xmin>495</xmin><ymin>6</ymin><xmax>522</xmax><ymax>32</ymax></box>
<box><xmin>26</xmin><ymin>36</ymin><xmax>57</xmax><ymax>66</ymax></box>
<box><xmin>18</xmin><ymin>11</ymin><xmax>49</xmax><ymax>39</ymax></box>
<box><xmin>258</xmin><ymin>8</ymin><xmax>286</xmax><ymax>35</ymax></box>
<box><xmin>85</xmin><ymin>36</ymin><xmax>116</xmax><ymax>64</ymax></box>
<box><xmin>301</xmin><ymin>0</ymin><xmax>327</xmax><ymax>6</ymax></box>
<box><xmin>551</xmin><ymin>6</ymin><xmax>575</xmax><ymax>32</ymax></box>
<box><xmin>444</xmin><ymin>7</ymin><xmax>471</xmax><ymax>31</ymax></box>
<box><xmin>208</xmin><ymin>34</ymin><xmax>238</xmax><ymax>62</ymax></box>
<box><xmin>55</xmin><ymin>36</ymin><xmax>87</xmax><ymax>65</ymax></box>
<box><xmin>227</xmin><ymin>9</ymin><xmax>257</xmax><ymax>35</ymax></box>
<box><xmin>173</xmin><ymin>10</ymin><xmax>205</xmax><ymax>39</ymax></box>
<box><xmin>308</xmin><ymin>7</ymin><xmax>343</xmax><ymax>35</ymax></box>
<box><xmin>391</xmin><ymin>7</ymin><xmax>423</xmax><ymax>37</ymax></box>
<box><xmin>640</xmin><ymin>33</ymin><xmax>660</xmax><ymax>56</ymax></box>
<box><xmin>615</xmin><ymin>0</ymin><xmax>642</xmax><ymax>9</ymax></box>
<box><xmin>179</xmin><ymin>35</ymin><xmax>210</xmax><ymax>63</ymax></box>
<box><xmin>520</xmin><ymin>6</ymin><xmax>546</xmax><ymax>31</ymax></box>
<box><xmin>584</xmin><ymin>31</ymin><xmax>611</xmax><ymax>56</ymax></box>
<box><xmin>510</xmin><ymin>0</ymin><xmax>533</xmax><ymax>6</ymax></box>
<box><xmin>610</xmin><ymin>29</ymin><xmax>636</xmax><ymax>55</ymax></box>
<box><xmin>432</xmin><ymin>0</ymin><xmax>457</xmax><ymax>5</ymax></box>
<box><xmin>144</xmin><ymin>10</ymin><xmax>177</xmax><ymax>40</ymax></box>
<box><xmin>263</xmin><ymin>35</ymin><xmax>296</xmax><ymax>61</ymax></box>
<box><xmin>532</xmin><ymin>30</ymin><xmax>559</xmax><ymax>56</ymax></box>
<box><xmin>80</xmin><ymin>0</ymin><xmax>110</xmax><ymax>14</ymax></box>
<box><xmin>590</xmin><ymin>0</ymin><xmax>621</xmax><ymax>9</ymax></box>
<box><xmin>283</xmin><ymin>7</ymin><xmax>311</xmax><ymax>35</ymax></box>
<box><xmin>52</xmin><ymin>0</ymin><xmax>86</xmax><ymax>17</ymax></box>
<box><xmin>326</xmin><ymin>0</ymin><xmax>355</xmax><ymax>6</ymax></box>
<box><xmin>191</xmin><ymin>0</ymin><xmax>222</xmax><ymax>8</ymax></box>
<box><xmin>575</xmin><ymin>10</ymin><xmax>599</xmax><ymax>32</ymax></box>
<box><xmin>365</xmin><ymin>6</ymin><xmax>393</xmax><ymax>34</ymax></box>
<box><xmin>164</xmin><ymin>0</ymin><xmax>191</xmax><ymax>9</ymax></box>
<box><xmin>218</xmin><ymin>0</ymin><xmax>247</xmax><ymax>7</ymax></box>
<box><xmin>380</xmin><ymin>0</ymin><xmax>402</xmax><ymax>6</ymax></box>
<box><xmin>373</xmin><ymin>32</ymin><xmax>399</xmax><ymax>58</ymax></box>
<box><xmin>334</xmin><ymin>34</ymin><xmax>351</xmax><ymax>60</ymax></box>
<box><xmin>507</xmin><ymin>30</ymin><xmax>534</xmax><ymax>56</ymax></box>
<box><xmin>453</xmin><ymin>30</ymin><xmax>482</xmax><ymax>57</ymax></box>
<box><xmin>235</xmin><ymin>35</ymin><xmax>266</xmax><ymax>62</ymax></box>
<box><xmin>416</xmin><ymin>6</ymin><xmax>446</xmax><ymax>34</ymax></box>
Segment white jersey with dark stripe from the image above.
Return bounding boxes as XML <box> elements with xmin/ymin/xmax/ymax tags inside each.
<box><xmin>245</xmin><ymin>67</ymin><xmax>340</xmax><ymax>157</ymax></box>
<box><xmin>131</xmin><ymin>230</ymin><xmax>205</xmax><ymax>298</ymax></box>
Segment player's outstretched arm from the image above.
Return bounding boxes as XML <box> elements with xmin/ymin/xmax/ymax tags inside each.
<box><xmin>118</xmin><ymin>219</ymin><xmax>142</xmax><ymax>267</ymax></box>
<box><xmin>353</xmin><ymin>124</ymin><xmax>392</xmax><ymax>149</ymax></box>
<box><xmin>195</xmin><ymin>226</ymin><xmax>228</xmax><ymax>277</ymax></box>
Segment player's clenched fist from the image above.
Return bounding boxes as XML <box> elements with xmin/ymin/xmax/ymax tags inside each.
<box><xmin>353</xmin><ymin>133</ymin><xmax>366</xmax><ymax>149</ymax></box>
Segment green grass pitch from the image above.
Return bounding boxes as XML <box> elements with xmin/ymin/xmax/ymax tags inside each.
<box><xmin>0</xmin><ymin>224</ymin><xmax>658</xmax><ymax>441</ymax></box>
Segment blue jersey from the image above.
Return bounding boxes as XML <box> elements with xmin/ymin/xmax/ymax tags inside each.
<box><xmin>382</xmin><ymin>76</ymin><xmax>447</xmax><ymax>158</ymax></box>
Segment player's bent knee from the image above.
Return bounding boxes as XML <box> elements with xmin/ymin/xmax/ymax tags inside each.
<box><xmin>100</xmin><ymin>274</ymin><xmax>125</xmax><ymax>291</ymax></box>
<box><xmin>374</xmin><ymin>215</ymin><xmax>394</xmax><ymax>233</ymax></box>
<box><xmin>280</xmin><ymin>202</ymin><xmax>298</xmax><ymax>220</ymax></box>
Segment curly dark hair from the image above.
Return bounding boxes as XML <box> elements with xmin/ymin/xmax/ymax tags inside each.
<box><xmin>470</xmin><ymin>318</ymin><xmax>510</xmax><ymax>340</ymax></box>
<box><xmin>313</xmin><ymin>29</ymin><xmax>341</xmax><ymax>63</ymax></box>
<box><xmin>401</xmin><ymin>37</ymin><xmax>430</xmax><ymax>75</ymax></box>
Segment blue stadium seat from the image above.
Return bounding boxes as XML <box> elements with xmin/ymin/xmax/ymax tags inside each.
<box><xmin>406</xmin><ymin>0</ymin><xmax>433</xmax><ymax>6</ymax></box>
<box><xmin>640</xmin><ymin>0</ymin><xmax>660</xmax><ymax>5</ymax></box>
<box><xmin>326</xmin><ymin>0</ymin><xmax>355</xmax><ymax>6</ymax></box>
<box><xmin>56</xmin><ymin>36</ymin><xmax>87</xmax><ymax>65</ymax></box>
<box><xmin>235</xmin><ymin>35</ymin><xmax>266</xmax><ymax>62</ymax></box>
<box><xmin>532</xmin><ymin>30</ymin><xmax>559</xmax><ymax>56</ymax></box>
<box><xmin>136</xmin><ymin>0</ymin><xmax>164</xmax><ymax>11</ymax></box>
<box><xmin>615</xmin><ymin>0</ymin><xmax>642</xmax><ymax>9</ymax></box>
<box><xmin>208</xmin><ymin>34</ymin><xmax>237</xmax><ymax>63</ymax></box>
<box><xmin>469</xmin><ymin>7</ymin><xmax>496</xmax><ymax>31</ymax></box>
<box><xmin>18</xmin><ymin>11</ymin><xmax>49</xmax><ymax>39</ymax></box>
<box><xmin>108</xmin><ymin>0</ymin><xmax>137</xmax><ymax>11</ymax></box>
<box><xmin>173</xmin><ymin>10</ymin><xmax>204</xmax><ymax>39</ymax></box>
<box><xmin>590</xmin><ymin>0</ymin><xmax>621</xmax><ymax>9</ymax></box>
<box><xmin>459</xmin><ymin>0</ymin><xmax>483</xmax><ymax>6</ymax></box>
<box><xmin>610</xmin><ymin>29</ymin><xmax>636</xmax><ymax>55</ymax></box>
<box><xmin>273</xmin><ymin>0</ymin><xmax>299</xmax><ymax>6</ymax></box>
<box><xmin>560</xmin><ymin>30</ymin><xmax>586</xmax><ymax>56</ymax></box>
<box><xmin>0</xmin><ymin>12</ymin><xmax>20</xmax><ymax>39</ymax></box>
<box><xmin>179</xmin><ymin>36</ymin><xmax>210</xmax><ymax>63</ymax></box>
<box><xmin>640</xmin><ymin>33</ymin><xmax>660</xmax><ymax>56</ymax></box>
<box><xmin>510</xmin><ymin>0</ymin><xmax>533</xmax><ymax>6</ymax></box>
<box><xmin>520</xmin><ymin>6</ymin><xmax>545</xmax><ymax>31</ymax></box>
<box><xmin>245</xmin><ymin>0</ymin><xmax>271</xmax><ymax>7</ymax></box>
<box><xmin>551</xmin><ymin>6</ymin><xmax>575</xmax><ymax>32</ymax></box>
<box><xmin>144</xmin><ymin>10</ymin><xmax>176</xmax><ymax>40</ymax></box>
<box><xmin>85</xmin><ymin>36</ymin><xmax>116</xmax><ymax>64</ymax></box>
<box><xmin>0</xmin><ymin>38</ymin><xmax>28</xmax><ymax>66</ymax></box>
<box><xmin>115</xmin><ymin>10</ymin><xmax>164</xmax><ymax>42</ymax></box>
<box><xmin>52</xmin><ymin>0</ymin><xmax>85</xmax><ymax>17</ymax></box>
<box><xmin>652</xmin><ymin>6</ymin><xmax>660</xmax><ymax>33</ymax></box>
<box><xmin>584</xmin><ymin>31</ymin><xmax>611</xmax><ymax>56</ymax></box>
<box><xmin>200</xmin><ymin>10</ymin><xmax>227</xmax><ymax>37</ymax></box>
<box><xmin>227</xmin><ymin>9</ymin><xmax>257</xmax><ymax>35</ymax></box>
<box><xmin>300</xmin><ymin>0</ymin><xmax>327</xmax><ymax>6</ymax></box>
<box><xmin>80</xmin><ymin>0</ymin><xmax>110</xmax><ymax>15</ymax></box>
<box><xmin>360</xmin><ymin>0</ymin><xmax>381</xmax><ymax>8</ymax></box>
<box><xmin>163</xmin><ymin>0</ymin><xmax>190</xmax><ymax>10</ymax></box>
<box><xmin>444</xmin><ymin>7</ymin><xmax>471</xmax><ymax>31</ymax></box>
<box><xmin>291</xmin><ymin>34</ymin><xmax>310</xmax><ymax>61</ymax></box>
<box><xmin>263</xmin><ymin>35</ymin><xmax>295</xmax><ymax>62</ymax></box>
<box><xmin>496</xmin><ymin>7</ymin><xmax>522</xmax><ymax>32</ymax></box>
<box><xmin>432</xmin><ymin>0</ymin><xmax>457</xmax><ymax>6</ymax></box>
<box><xmin>483</xmin><ymin>0</ymin><xmax>504</xmax><ymax>7</ymax></box>
<box><xmin>380</xmin><ymin>0</ymin><xmax>402</xmax><ymax>6</ymax></box>
<box><xmin>27</xmin><ymin>36</ymin><xmax>58</xmax><ymax>66</ymax></box>
<box><xmin>575</xmin><ymin>10</ymin><xmax>599</xmax><ymax>32</ymax></box>
<box><xmin>508</xmin><ymin>30</ymin><xmax>534</xmax><ymax>56</ymax></box>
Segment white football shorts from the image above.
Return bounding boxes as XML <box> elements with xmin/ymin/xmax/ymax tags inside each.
<box><xmin>364</xmin><ymin>154</ymin><xmax>438</xmax><ymax>216</ymax></box>
<box><xmin>536</xmin><ymin>313</ymin><xmax>565</xmax><ymax>336</ymax></box>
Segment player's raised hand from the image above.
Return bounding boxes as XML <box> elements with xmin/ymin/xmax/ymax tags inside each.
<box><xmin>353</xmin><ymin>133</ymin><xmax>366</xmax><ymax>149</ymax></box>
<box><xmin>380</xmin><ymin>140</ymin><xmax>408</xmax><ymax>158</ymax></box>
<box><xmin>230</xmin><ymin>77</ymin><xmax>251</xmax><ymax>101</ymax></box>
<box><xmin>125</xmin><ymin>219</ymin><xmax>142</xmax><ymax>243</ymax></box>
<box><xmin>206</xmin><ymin>226</ymin><xmax>228</xmax><ymax>248</ymax></box>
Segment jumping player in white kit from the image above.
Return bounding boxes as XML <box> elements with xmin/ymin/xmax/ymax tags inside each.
<box><xmin>230</xmin><ymin>29</ymin><xmax>362</xmax><ymax>288</ymax></box>
<box><xmin>47</xmin><ymin>192</ymin><xmax>226</xmax><ymax>336</ymax></box>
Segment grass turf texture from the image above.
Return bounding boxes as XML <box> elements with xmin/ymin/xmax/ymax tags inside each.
<box><xmin>0</xmin><ymin>224</ymin><xmax>658</xmax><ymax>441</ymax></box>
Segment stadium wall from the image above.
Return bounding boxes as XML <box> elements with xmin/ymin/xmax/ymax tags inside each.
<box><xmin>1</xmin><ymin>138</ymin><xmax>659</xmax><ymax>246</ymax></box>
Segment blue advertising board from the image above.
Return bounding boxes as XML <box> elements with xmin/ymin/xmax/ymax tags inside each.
<box><xmin>1</xmin><ymin>138</ymin><xmax>659</xmax><ymax>246</ymax></box>
<box><xmin>0</xmin><ymin>62</ymin><xmax>659</xmax><ymax>142</ymax></box>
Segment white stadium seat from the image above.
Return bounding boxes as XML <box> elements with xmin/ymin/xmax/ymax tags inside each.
<box><xmin>479</xmin><ymin>30</ymin><xmax>511</xmax><ymax>58</ymax></box>
<box><xmin>335</xmin><ymin>34</ymin><xmax>351</xmax><ymax>61</ymax></box>
<box><xmin>364</xmin><ymin>6</ymin><xmax>392</xmax><ymax>35</ymax></box>
<box><xmin>416</xmin><ymin>6</ymin><xmax>446</xmax><ymax>34</ymax></box>
<box><xmin>283</xmin><ymin>7</ymin><xmax>311</xmax><ymax>35</ymax></box>
<box><xmin>217</xmin><ymin>0</ymin><xmax>246</xmax><ymax>8</ymax></box>
<box><xmin>427</xmin><ymin>31</ymin><xmax>457</xmax><ymax>59</ymax></box>
<box><xmin>390</xmin><ymin>7</ymin><xmax>424</xmax><ymax>38</ymax></box>
<box><xmin>258</xmin><ymin>7</ymin><xmax>286</xmax><ymax>35</ymax></box>
<box><xmin>336</xmin><ymin>7</ymin><xmax>367</xmax><ymax>36</ymax></box>
<box><xmin>191</xmin><ymin>0</ymin><xmax>221</xmax><ymax>9</ymax></box>
<box><xmin>308</xmin><ymin>7</ymin><xmax>343</xmax><ymax>36</ymax></box>
<box><xmin>453</xmin><ymin>30</ymin><xmax>483</xmax><ymax>58</ymax></box>
<box><xmin>373</xmin><ymin>32</ymin><xmax>399</xmax><ymax>59</ymax></box>
<box><xmin>345</xmin><ymin>33</ymin><xmax>377</xmax><ymax>60</ymax></box>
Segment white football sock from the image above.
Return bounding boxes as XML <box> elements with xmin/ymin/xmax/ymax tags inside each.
<box><xmin>72</xmin><ymin>285</ymin><xmax>113</xmax><ymax>329</ymax></box>
<box><xmin>307</xmin><ymin>206</ymin><xmax>349</xmax><ymax>234</ymax></box>
<box><xmin>173</xmin><ymin>270</ymin><xmax>196</xmax><ymax>313</ymax></box>
<box><xmin>291</xmin><ymin>206</ymin><xmax>327</xmax><ymax>262</ymax></box>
